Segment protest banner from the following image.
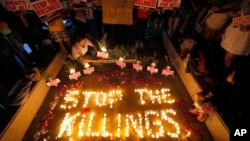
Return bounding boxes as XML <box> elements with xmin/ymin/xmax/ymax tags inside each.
<box><xmin>31</xmin><ymin>0</ymin><xmax>63</xmax><ymax>17</ymax></box>
<box><xmin>0</xmin><ymin>0</ymin><xmax>32</xmax><ymax>11</ymax></box>
<box><xmin>157</xmin><ymin>0</ymin><xmax>181</xmax><ymax>8</ymax></box>
<box><xmin>134</xmin><ymin>0</ymin><xmax>157</xmax><ymax>8</ymax></box>
<box><xmin>233</xmin><ymin>15</ymin><xmax>250</xmax><ymax>27</ymax></box>
<box><xmin>102</xmin><ymin>0</ymin><xmax>133</xmax><ymax>25</ymax></box>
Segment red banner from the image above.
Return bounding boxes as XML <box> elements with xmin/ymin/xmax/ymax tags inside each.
<box><xmin>233</xmin><ymin>15</ymin><xmax>250</xmax><ymax>27</ymax></box>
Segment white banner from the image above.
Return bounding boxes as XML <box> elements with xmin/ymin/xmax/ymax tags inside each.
<box><xmin>157</xmin><ymin>0</ymin><xmax>182</xmax><ymax>8</ymax></box>
<box><xmin>31</xmin><ymin>0</ymin><xmax>63</xmax><ymax>17</ymax></box>
<box><xmin>0</xmin><ymin>0</ymin><xmax>32</xmax><ymax>11</ymax></box>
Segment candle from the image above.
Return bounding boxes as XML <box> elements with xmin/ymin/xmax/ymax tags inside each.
<box><xmin>147</xmin><ymin>63</ymin><xmax>158</xmax><ymax>74</ymax></box>
<box><xmin>162</xmin><ymin>66</ymin><xmax>174</xmax><ymax>76</ymax></box>
<box><xmin>83</xmin><ymin>67</ymin><xmax>95</xmax><ymax>75</ymax></box>
<box><xmin>70</xmin><ymin>68</ymin><xmax>75</xmax><ymax>74</ymax></box>
<box><xmin>116</xmin><ymin>58</ymin><xmax>126</xmax><ymax>69</ymax></box>
<box><xmin>69</xmin><ymin>71</ymin><xmax>81</xmax><ymax>80</ymax></box>
<box><xmin>97</xmin><ymin>51</ymin><xmax>109</xmax><ymax>58</ymax></box>
<box><xmin>133</xmin><ymin>62</ymin><xmax>143</xmax><ymax>71</ymax></box>
<box><xmin>46</xmin><ymin>78</ymin><xmax>61</xmax><ymax>86</ymax></box>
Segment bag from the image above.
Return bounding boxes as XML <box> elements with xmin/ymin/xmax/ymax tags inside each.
<box><xmin>195</xmin><ymin>12</ymin><xmax>212</xmax><ymax>33</ymax></box>
<box><xmin>197</xmin><ymin>50</ymin><xmax>208</xmax><ymax>74</ymax></box>
<box><xmin>186</xmin><ymin>49</ymin><xmax>208</xmax><ymax>76</ymax></box>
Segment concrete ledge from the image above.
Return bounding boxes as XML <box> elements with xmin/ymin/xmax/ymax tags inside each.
<box><xmin>162</xmin><ymin>31</ymin><xmax>229</xmax><ymax>141</ymax></box>
<box><xmin>0</xmin><ymin>52</ymin><xmax>66</xmax><ymax>141</ymax></box>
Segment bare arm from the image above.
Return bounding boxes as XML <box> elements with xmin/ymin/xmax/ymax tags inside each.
<box><xmin>78</xmin><ymin>56</ymin><xmax>102</xmax><ymax>62</ymax></box>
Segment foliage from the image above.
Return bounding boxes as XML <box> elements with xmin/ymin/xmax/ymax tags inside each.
<box><xmin>139</xmin><ymin>51</ymin><xmax>158</xmax><ymax>67</ymax></box>
<box><xmin>108</xmin><ymin>45</ymin><xmax>137</xmax><ymax>60</ymax></box>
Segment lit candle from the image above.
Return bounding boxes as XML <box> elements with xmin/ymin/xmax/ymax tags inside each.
<box><xmin>70</xmin><ymin>68</ymin><xmax>75</xmax><ymax>74</ymax></box>
<box><xmin>116</xmin><ymin>57</ymin><xmax>126</xmax><ymax>69</ymax></box>
<box><xmin>147</xmin><ymin>63</ymin><xmax>158</xmax><ymax>74</ymax></box>
<box><xmin>46</xmin><ymin>78</ymin><xmax>61</xmax><ymax>86</ymax></box>
<box><xmin>162</xmin><ymin>66</ymin><xmax>174</xmax><ymax>76</ymax></box>
<box><xmin>133</xmin><ymin>61</ymin><xmax>143</xmax><ymax>71</ymax></box>
<box><xmin>84</xmin><ymin>63</ymin><xmax>90</xmax><ymax>68</ymax></box>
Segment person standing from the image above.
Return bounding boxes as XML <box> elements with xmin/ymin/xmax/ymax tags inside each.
<box><xmin>85</xmin><ymin>1</ymin><xmax>97</xmax><ymax>40</ymax></box>
<box><xmin>0</xmin><ymin>20</ymin><xmax>32</xmax><ymax>68</ymax></box>
<box><xmin>220</xmin><ymin>0</ymin><xmax>250</xmax><ymax>79</ymax></box>
<box><xmin>135</xmin><ymin>7</ymin><xmax>150</xmax><ymax>49</ymax></box>
<box><xmin>68</xmin><ymin>0</ymin><xmax>88</xmax><ymax>37</ymax></box>
<box><xmin>41</xmin><ymin>10</ymin><xmax>72</xmax><ymax>54</ymax></box>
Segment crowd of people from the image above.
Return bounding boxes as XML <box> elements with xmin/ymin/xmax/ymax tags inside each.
<box><xmin>0</xmin><ymin>0</ymin><xmax>249</xmax><ymax>130</ymax></box>
<box><xmin>173</xmin><ymin>0</ymin><xmax>250</xmax><ymax>126</ymax></box>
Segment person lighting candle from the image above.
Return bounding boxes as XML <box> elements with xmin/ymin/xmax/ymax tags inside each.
<box><xmin>70</xmin><ymin>34</ymin><xmax>102</xmax><ymax>64</ymax></box>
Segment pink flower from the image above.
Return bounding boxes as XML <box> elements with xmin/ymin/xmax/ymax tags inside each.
<box><xmin>202</xmin><ymin>102</ymin><xmax>215</xmax><ymax>113</ymax></box>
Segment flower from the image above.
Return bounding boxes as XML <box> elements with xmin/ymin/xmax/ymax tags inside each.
<box><xmin>201</xmin><ymin>102</ymin><xmax>215</xmax><ymax>114</ymax></box>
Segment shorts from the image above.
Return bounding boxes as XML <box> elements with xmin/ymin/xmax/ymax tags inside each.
<box><xmin>50</xmin><ymin>30</ymin><xmax>70</xmax><ymax>42</ymax></box>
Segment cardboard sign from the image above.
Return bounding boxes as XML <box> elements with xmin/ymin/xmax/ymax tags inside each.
<box><xmin>147</xmin><ymin>66</ymin><xmax>158</xmax><ymax>74</ymax></box>
<box><xmin>68</xmin><ymin>71</ymin><xmax>81</xmax><ymax>80</ymax></box>
<box><xmin>116</xmin><ymin>61</ymin><xmax>126</xmax><ymax>69</ymax></box>
<box><xmin>157</xmin><ymin>0</ymin><xmax>181</xmax><ymax>8</ymax></box>
<box><xmin>134</xmin><ymin>0</ymin><xmax>157</xmax><ymax>8</ymax></box>
<box><xmin>31</xmin><ymin>0</ymin><xmax>63</xmax><ymax>17</ymax></box>
<box><xmin>1</xmin><ymin>0</ymin><xmax>32</xmax><ymax>11</ymax></box>
<box><xmin>162</xmin><ymin>69</ymin><xmax>174</xmax><ymax>76</ymax></box>
<box><xmin>102</xmin><ymin>0</ymin><xmax>133</xmax><ymax>25</ymax></box>
<box><xmin>233</xmin><ymin>15</ymin><xmax>250</xmax><ymax>27</ymax></box>
<box><xmin>97</xmin><ymin>51</ymin><xmax>109</xmax><ymax>59</ymax></box>
<box><xmin>83</xmin><ymin>67</ymin><xmax>95</xmax><ymax>74</ymax></box>
<box><xmin>46</xmin><ymin>78</ymin><xmax>61</xmax><ymax>86</ymax></box>
<box><xmin>133</xmin><ymin>63</ymin><xmax>143</xmax><ymax>71</ymax></box>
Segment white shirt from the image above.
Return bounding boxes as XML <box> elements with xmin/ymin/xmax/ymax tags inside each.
<box><xmin>72</xmin><ymin>38</ymin><xmax>94</xmax><ymax>59</ymax></box>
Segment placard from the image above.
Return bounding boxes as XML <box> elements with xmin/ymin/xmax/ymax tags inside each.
<box><xmin>31</xmin><ymin>0</ymin><xmax>63</xmax><ymax>17</ymax></box>
<box><xmin>157</xmin><ymin>0</ymin><xmax>181</xmax><ymax>8</ymax></box>
<box><xmin>134</xmin><ymin>0</ymin><xmax>157</xmax><ymax>8</ymax></box>
<box><xmin>233</xmin><ymin>15</ymin><xmax>250</xmax><ymax>27</ymax></box>
<box><xmin>102</xmin><ymin>0</ymin><xmax>133</xmax><ymax>25</ymax></box>
<box><xmin>0</xmin><ymin>0</ymin><xmax>32</xmax><ymax>11</ymax></box>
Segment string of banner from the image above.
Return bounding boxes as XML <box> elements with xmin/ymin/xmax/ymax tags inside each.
<box><xmin>47</xmin><ymin>50</ymin><xmax>175</xmax><ymax>87</ymax></box>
